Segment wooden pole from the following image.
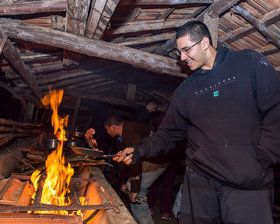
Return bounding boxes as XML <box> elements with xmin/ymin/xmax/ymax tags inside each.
<box><xmin>0</xmin><ymin>18</ymin><xmax>188</xmax><ymax>78</ymax></box>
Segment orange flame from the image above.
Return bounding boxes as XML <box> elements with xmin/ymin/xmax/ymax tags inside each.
<box><xmin>30</xmin><ymin>90</ymin><xmax>84</xmax><ymax>215</ymax></box>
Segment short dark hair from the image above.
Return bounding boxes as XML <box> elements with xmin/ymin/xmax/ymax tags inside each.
<box><xmin>146</xmin><ymin>99</ymin><xmax>158</xmax><ymax>106</ymax></box>
<box><xmin>176</xmin><ymin>20</ymin><xmax>213</xmax><ymax>46</ymax></box>
<box><xmin>104</xmin><ymin>113</ymin><xmax>124</xmax><ymax>126</ymax></box>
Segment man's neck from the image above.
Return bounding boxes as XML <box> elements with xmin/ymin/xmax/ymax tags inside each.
<box><xmin>202</xmin><ymin>46</ymin><xmax>217</xmax><ymax>70</ymax></box>
<box><xmin>118</xmin><ymin>123</ymin><xmax>124</xmax><ymax>137</ymax></box>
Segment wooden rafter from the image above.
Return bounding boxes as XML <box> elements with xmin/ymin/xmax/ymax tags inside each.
<box><xmin>31</xmin><ymin>63</ymin><xmax>65</xmax><ymax>74</ymax></box>
<box><xmin>203</xmin><ymin>12</ymin><xmax>219</xmax><ymax>48</ymax></box>
<box><xmin>231</xmin><ymin>6</ymin><xmax>280</xmax><ymax>49</ymax></box>
<box><xmin>196</xmin><ymin>0</ymin><xmax>241</xmax><ymax>20</ymax></box>
<box><xmin>0</xmin><ymin>18</ymin><xmax>187</xmax><ymax>78</ymax></box>
<box><xmin>63</xmin><ymin>0</ymin><xmax>91</xmax><ymax>66</ymax></box>
<box><xmin>221</xmin><ymin>8</ymin><xmax>280</xmax><ymax>43</ymax></box>
<box><xmin>73</xmin><ymin>80</ymin><xmax>116</xmax><ymax>90</ymax></box>
<box><xmin>86</xmin><ymin>0</ymin><xmax>120</xmax><ymax>39</ymax></box>
<box><xmin>109</xmin><ymin>19</ymin><xmax>189</xmax><ymax>35</ymax></box>
<box><xmin>114</xmin><ymin>32</ymin><xmax>175</xmax><ymax>46</ymax></box>
<box><xmin>119</xmin><ymin>0</ymin><xmax>214</xmax><ymax>6</ymax></box>
<box><xmin>155</xmin><ymin>0</ymin><xmax>241</xmax><ymax>55</ymax></box>
<box><xmin>256</xmin><ymin>44</ymin><xmax>279</xmax><ymax>56</ymax></box>
<box><xmin>127</xmin><ymin>7</ymin><xmax>142</xmax><ymax>22</ymax></box>
<box><xmin>157</xmin><ymin>8</ymin><xmax>174</xmax><ymax>20</ymax></box>
<box><xmin>0</xmin><ymin>0</ymin><xmax>66</xmax><ymax>16</ymax></box>
<box><xmin>0</xmin><ymin>30</ymin><xmax>42</xmax><ymax>100</ymax></box>
<box><xmin>65</xmin><ymin>89</ymin><xmax>143</xmax><ymax>108</ymax></box>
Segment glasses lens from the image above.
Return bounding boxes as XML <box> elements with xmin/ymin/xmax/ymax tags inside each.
<box><xmin>174</xmin><ymin>49</ymin><xmax>181</xmax><ymax>57</ymax></box>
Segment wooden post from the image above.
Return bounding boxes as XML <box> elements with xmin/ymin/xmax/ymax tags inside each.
<box><xmin>127</xmin><ymin>83</ymin><xmax>136</xmax><ymax>100</ymax></box>
<box><xmin>204</xmin><ymin>12</ymin><xmax>219</xmax><ymax>48</ymax></box>
<box><xmin>0</xmin><ymin>35</ymin><xmax>7</xmax><ymax>55</ymax></box>
<box><xmin>23</xmin><ymin>103</ymin><xmax>35</xmax><ymax>123</ymax></box>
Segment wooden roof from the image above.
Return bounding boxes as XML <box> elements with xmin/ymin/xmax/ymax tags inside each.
<box><xmin>0</xmin><ymin>0</ymin><xmax>280</xmax><ymax>110</ymax></box>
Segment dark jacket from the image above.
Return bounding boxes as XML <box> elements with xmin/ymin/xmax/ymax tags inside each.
<box><xmin>130</xmin><ymin>106</ymin><xmax>150</xmax><ymax>125</ymax></box>
<box><xmin>118</xmin><ymin>121</ymin><xmax>152</xmax><ymax>192</ymax></box>
<box><xmin>132</xmin><ymin>46</ymin><xmax>280</xmax><ymax>189</ymax></box>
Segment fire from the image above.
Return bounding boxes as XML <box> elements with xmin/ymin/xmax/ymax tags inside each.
<box><xmin>30</xmin><ymin>89</ymin><xmax>84</xmax><ymax>215</ymax></box>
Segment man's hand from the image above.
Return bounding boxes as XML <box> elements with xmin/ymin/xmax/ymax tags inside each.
<box><xmin>113</xmin><ymin>147</ymin><xmax>134</xmax><ymax>165</ymax></box>
<box><xmin>85</xmin><ymin>128</ymin><xmax>95</xmax><ymax>140</ymax></box>
<box><xmin>120</xmin><ymin>184</ymin><xmax>128</xmax><ymax>193</ymax></box>
<box><xmin>129</xmin><ymin>192</ymin><xmax>138</xmax><ymax>203</ymax></box>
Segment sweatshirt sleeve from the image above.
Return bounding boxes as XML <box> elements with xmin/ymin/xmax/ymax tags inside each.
<box><xmin>254</xmin><ymin>52</ymin><xmax>280</xmax><ymax>167</ymax></box>
<box><xmin>132</xmin><ymin>93</ymin><xmax>189</xmax><ymax>162</ymax></box>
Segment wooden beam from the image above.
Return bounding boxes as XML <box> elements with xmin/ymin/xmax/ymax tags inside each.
<box><xmin>0</xmin><ymin>30</ymin><xmax>42</xmax><ymax>100</ymax></box>
<box><xmin>127</xmin><ymin>83</ymin><xmax>136</xmax><ymax>100</ymax></box>
<box><xmin>31</xmin><ymin>62</ymin><xmax>65</xmax><ymax>74</ymax></box>
<box><xmin>85</xmin><ymin>0</ymin><xmax>107</xmax><ymax>39</ymax></box>
<box><xmin>51</xmin><ymin>15</ymin><xmax>64</xmax><ymax>31</ymax></box>
<box><xmin>157</xmin><ymin>8</ymin><xmax>174</xmax><ymax>20</ymax></box>
<box><xmin>93</xmin><ymin>0</ymin><xmax>120</xmax><ymax>39</ymax></box>
<box><xmin>86</xmin><ymin>0</ymin><xmax>120</xmax><ymax>39</ymax></box>
<box><xmin>196</xmin><ymin>0</ymin><xmax>241</xmax><ymax>21</ymax></box>
<box><xmin>114</xmin><ymin>32</ymin><xmax>175</xmax><ymax>46</ymax></box>
<box><xmin>0</xmin><ymin>18</ymin><xmax>188</xmax><ymax>78</ymax></box>
<box><xmin>63</xmin><ymin>0</ymin><xmax>91</xmax><ymax>66</ymax></box>
<box><xmin>119</xmin><ymin>0</ymin><xmax>214</xmax><ymax>6</ymax></box>
<box><xmin>0</xmin><ymin>35</ymin><xmax>7</xmax><ymax>55</ymax></box>
<box><xmin>0</xmin><ymin>1</ymin><xmax>66</xmax><ymax>16</ymax></box>
<box><xmin>21</xmin><ymin>52</ymin><xmax>62</xmax><ymax>63</ymax></box>
<box><xmin>221</xmin><ymin>8</ymin><xmax>280</xmax><ymax>43</ymax></box>
<box><xmin>203</xmin><ymin>12</ymin><xmax>219</xmax><ymax>48</ymax></box>
<box><xmin>155</xmin><ymin>0</ymin><xmax>241</xmax><ymax>56</ymax></box>
<box><xmin>255</xmin><ymin>44</ymin><xmax>279</xmax><ymax>56</ymax></box>
<box><xmin>109</xmin><ymin>19</ymin><xmax>189</xmax><ymax>35</ymax></box>
<box><xmin>73</xmin><ymin>80</ymin><xmax>115</xmax><ymax>89</ymax></box>
<box><xmin>127</xmin><ymin>7</ymin><xmax>142</xmax><ymax>22</ymax></box>
<box><xmin>65</xmin><ymin>89</ymin><xmax>143</xmax><ymax>108</ymax></box>
<box><xmin>232</xmin><ymin>6</ymin><xmax>280</xmax><ymax>49</ymax></box>
<box><xmin>40</xmin><ymin>73</ymin><xmax>99</xmax><ymax>90</ymax></box>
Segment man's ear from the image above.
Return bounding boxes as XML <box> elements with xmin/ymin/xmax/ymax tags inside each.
<box><xmin>201</xmin><ymin>37</ymin><xmax>210</xmax><ymax>50</ymax></box>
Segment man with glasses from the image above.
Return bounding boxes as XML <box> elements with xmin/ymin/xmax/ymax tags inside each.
<box><xmin>115</xmin><ymin>20</ymin><xmax>280</xmax><ymax>224</ymax></box>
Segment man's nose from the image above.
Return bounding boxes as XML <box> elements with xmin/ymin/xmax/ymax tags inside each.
<box><xmin>180</xmin><ymin>51</ymin><xmax>187</xmax><ymax>61</ymax></box>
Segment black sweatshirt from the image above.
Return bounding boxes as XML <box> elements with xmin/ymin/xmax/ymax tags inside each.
<box><xmin>133</xmin><ymin>46</ymin><xmax>280</xmax><ymax>189</ymax></box>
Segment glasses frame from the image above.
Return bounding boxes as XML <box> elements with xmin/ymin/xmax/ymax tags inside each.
<box><xmin>174</xmin><ymin>38</ymin><xmax>203</xmax><ymax>57</ymax></box>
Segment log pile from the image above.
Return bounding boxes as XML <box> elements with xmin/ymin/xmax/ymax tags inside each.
<box><xmin>0</xmin><ymin>118</ymin><xmax>43</xmax><ymax>148</ymax></box>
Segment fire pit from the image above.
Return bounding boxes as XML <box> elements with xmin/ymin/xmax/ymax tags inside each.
<box><xmin>0</xmin><ymin>167</ymin><xmax>136</xmax><ymax>224</ymax></box>
<box><xmin>0</xmin><ymin>90</ymin><xmax>136</xmax><ymax>223</ymax></box>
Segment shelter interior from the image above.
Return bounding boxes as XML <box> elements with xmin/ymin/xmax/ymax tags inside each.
<box><xmin>0</xmin><ymin>0</ymin><xmax>280</xmax><ymax>221</ymax></box>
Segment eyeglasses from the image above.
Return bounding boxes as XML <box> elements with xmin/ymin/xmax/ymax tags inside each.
<box><xmin>174</xmin><ymin>39</ymin><xmax>203</xmax><ymax>57</ymax></box>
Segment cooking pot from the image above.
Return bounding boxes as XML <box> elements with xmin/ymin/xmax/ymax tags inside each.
<box><xmin>45</xmin><ymin>138</ymin><xmax>58</xmax><ymax>149</ymax></box>
<box><xmin>74</xmin><ymin>130</ymin><xmax>84</xmax><ymax>138</ymax></box>
<box><xmin>65</xmin><ymin>139</ymin><xmax>85</xmax><ymax>148</ymax></box>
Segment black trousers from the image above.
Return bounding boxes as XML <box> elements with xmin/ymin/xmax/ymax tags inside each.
<box><xmin>179</xmin><ymin>167</ymin><xmax>274</xmax><ymax>224</ymax></box>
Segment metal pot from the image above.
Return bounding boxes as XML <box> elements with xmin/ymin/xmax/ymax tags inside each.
<box><xmin>74</xmin><ymin>130</ymin><xmax>83</xmax><ymax>138</ymax></box>
<box><xmin>66</xmin><ymin>140</ymin><xmax>81</xmax><ymax>148</ymax></box>
<box><xmin>45</xmin><ymin>138</ymin><xmax>58</xmax><ymax>149</ymax></box>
